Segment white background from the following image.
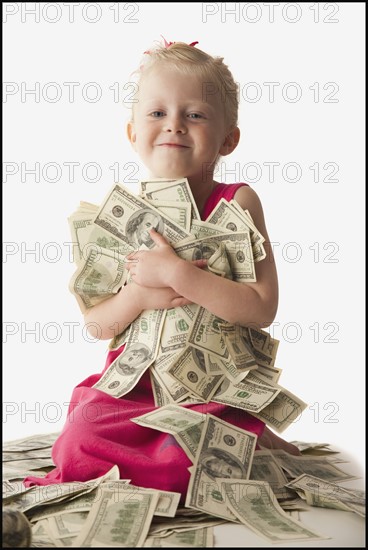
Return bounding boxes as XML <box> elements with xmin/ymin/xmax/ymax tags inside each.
<box><xmin>3</xmin><ymin>3</ymin><xmax>365</xmax><ymax>476</ymax></box>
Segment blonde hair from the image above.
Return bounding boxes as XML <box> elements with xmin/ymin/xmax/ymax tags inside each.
<box><xmin>132</xmin><ymin>41</ymin><xmax>239</xmax><ymax>131</ymax></box>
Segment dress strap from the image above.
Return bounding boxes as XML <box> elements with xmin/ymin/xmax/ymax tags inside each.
<box><xmin>201</xmin><ymin>183</ymin><xmax>249</xmax><ymax>220</ymax></box>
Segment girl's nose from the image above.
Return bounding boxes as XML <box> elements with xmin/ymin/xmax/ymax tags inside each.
<box><xmin>163</xmin><ymin>115</ymin><xmax>187</xmax><ymax>134</ymax></box>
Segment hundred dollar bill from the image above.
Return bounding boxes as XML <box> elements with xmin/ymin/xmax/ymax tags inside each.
<box><xmin>177</xmin><ymin>395</ymin><xmax>207</xmax><ymax>405</ymax></box>
<box><xmin>67</xmin><ymin>213</ymin><xmax>95</xmax><ymax>264</ymax></box>
<box><xmin>271</xmin><ymin>451</ymin><xmax>359</xmax><ymax>483</ymax></box>
<box><xmin>285</xmin><ymin>474</ymin><xmax>365</xmax><ymax>515</ymax></box>
<box><xmin>130</xmin><ymin>404</ymin><xmax>205</xmax><ymax>436</ymax></box>
<box><xmin>206</xmin><ymin>353</ymin><xmax>248</xmax><ymax>384</ymax></box>
<box><xmin>222</xmin><ymin>480</ymin><xmax>328</xmax><ymax>542</ymax></box>
<box><xmin>249</xmin><ymin>450</ymin><xmax>289</xmax><ymax>490</ymax></box>
<box><xmin>150</xmin><ymin>370</ymin><xmax>172</xmax><ymax>407</ymax></box>
<box><xmin>247</xmin><ymin>325</ymin><xmax>270</xmax><ymax>351</ymax></box>
<box><xmin>189</xmin><ymin>219</ymin><xmax>225</xmax><ymax>240</ymax></box>
<box><xmin>251</xmin><ymin>347</ymin><xmax>277</xmax><ymax>368</ymax></box>
<box><xmin>186</xmin><ymin>414</ymin><xmax>257</xmax><ymax>521</ymax></box>
<box><xmin>28</xmin><ymin>490</ymin><xmax>107</xmax><ymax>522</ymax></box>
<box><xmin>144</xmin><ymin>199</ymin><xmax>192</xmax><ymax>232</ymax></box>
<box><xmin>248</xmin><ymin>327</ymin><xmax>280</xmax><ymax>363</ymax></box>
<box><xmin>212</xmin><ymin>376</ymin><xmax>280</xmax><ymax>413</ymax></box>
<box><xmin>289</xmin><ymin>441</ymin><xmax>338</xmax><ymax>455</ymax></box>
<box><xmin>2</xmin><ymin>457</ymin><xmax>54</xmax><ymax>473</ymax></box>
<box><xmin>304</xmin><ymin>491</ymin><xmax>365</xmax><ymax>515</ymax></box>
<box><xmin>127</xmin><ymin>486</ymin><xmax>181</xmax><ymax>518</ymax></box>
<box><xmin>108</xmin><ymin>322</ymin><xmax>131</xmax><ymax>351</ymax></box>
<box><xmin>219</xmin><ymin>325</ymin><xmax>258</xmax><ymax>373</ymax></box>
<box><xmin>45</xmin><ymin>511</ymin><xmax>88</xmax><ymax>540</ymax></box>
<box><xmin>254</xmin><ymin>365</ymin><xmax>282</xmax><ymax>384</ymax></box>
<box><xmin>159</xmin><ymin>304</ymin><xmax>198</xmax><ymax>355</ymax></box>
<box><xmin>92</xmin><ymin>309</ymin><xmax>166</xmax><ymax>397</ymax></box>
<box><xmin>168</xmin><ymin>346</ymin><xmax>224</xmax><ymax>402</ymax></box>
<box><xmin>148</xmin><ymin>513</ymin><xmax>223</xmax><ymax>535</ymax></box>
<box><xmin>187</xmin><ymin>307</ymin><xmax>228</xmax><ymax>359</ymax></box>
<box><xmin>99</xmin><ymin>481</ymin><xmax>181</xmax><ymax>518</ymax></box>
<box><xmin>250</xmin><ymin>386</ymin><xmax>308</xmax><ymax>433</ymax></box>
<box><xmin>152</xmin><ymin>490</ymin><xmax>181</xmax><ymax>518</ymax></box>
<box><xmin>141</xmin><ymin>178</ymin><xmax>201</xmax><ymax>221</ymax></box>
<box><xmin>204</xmin><ymin>353</ymin><xmax>225</xmax><ymax>375</ymax></box>
<box><xmin>3</xmin><ymin>481</ymin><xmax>33</xmax><ymax>501</ymax></box>
<box><xmin>151</xmin><ymin>352</ymin><xmax>190</xmax><ymax>403</ymax></box>
<box><xmin>3</xmin><ymin>448</ymin><xmax>53</xmax><ymax>462</ymax></box>
<box><xmin>3</xmin><ymin>467</ymin><xmax>119</xmax><ymax>513</ymax></box>
<box><xmin>206</xmin><ymin>242</ymin><xmax>232</xmax><ymax>279</ymax></box>
<box><xmin>229</xmin><ymin>199</ymin><xmax>267</xmax><ymax>261</ymax></box>
<box><xmin>93</xmin><ymin>183</ymin><xmax>191</xmax><ymax>249</ymax></box>
<box><xmin>174</xmin><ymin>231</ymin><xmax>256</xmax><ymax>282</ymax></box>
<box><xmin>144</xmin><ymin>527</ymin><xmax>214</xmax><ymax>547</ymax></box>
<box><xmin>206</xmin><ymin>198</ymin><xmax>266</xmax><ymax>262</ymax></box>
<box><xmin>139</xmin><ymin>178</ymin><xmax>177</xmax><ymax>195</ymax></box>
<box><xmin>69</xmin><ymin>247</ymin><xmax>127</xmax><ymax>313</ymax></box>
<box><xmin>224</xmin><ymin>233</ymin><xmax>255</xmax><ymax>282</ymax></box>
<box><xmin>73</xmin><ymin>487</ymin><xmax>159</xmax><ymax>547</ymax></box>
<box><xmin>80</xmin><ymin>224</ymin><xmax>133</xmax><ymax>257</ymax></box>
<box><xmin>173</xmin><ymin>421</ymin><xmax>205</xmax><ymax>462</ymax></box>
<box><xmin>3</xmin><ymin>433</ymin><xmax>59</xmax><ymax>453</ymax></box>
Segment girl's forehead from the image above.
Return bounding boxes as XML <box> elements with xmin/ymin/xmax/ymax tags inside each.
<box><xmin>139</xmin><ymin>65</ymin><xmax>209</xmax><ymax>92</ymax></box>
<box><xmin>138</xmin><ymin>67</ymin><xmax>222</xmax><ymax>107</ymax></box>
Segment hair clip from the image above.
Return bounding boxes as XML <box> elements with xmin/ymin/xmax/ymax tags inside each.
<box><xmin>144</xmin><ymin>36</ymin><xmax>199</xmax><ymax>54</ymax></box>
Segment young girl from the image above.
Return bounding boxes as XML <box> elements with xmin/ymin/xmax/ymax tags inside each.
<box><xmin>24</xmin><ymin>39</ymin><xmax>299</xmax><ymax>496</ymax></box>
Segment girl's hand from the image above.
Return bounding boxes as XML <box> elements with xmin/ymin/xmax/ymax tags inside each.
<box><xmin>131</xmin><ymin>282</ymin><xmax>194</xmax><ymax>310</ymax></box>
<box><xmin>125</xmin><ymin>229</ymin><xmax>206</xmax><ymax>288</ymax></box>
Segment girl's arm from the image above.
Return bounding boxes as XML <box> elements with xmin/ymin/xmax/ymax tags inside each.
<box><xmin>126</xmin><ymin>187</ymin><xmax>278</xmax><ymax>329</ymax></box>
<box><xmin>84</xmin><ymin>283</ymin><xmax>197</xmax><ymax>340</ymax></box>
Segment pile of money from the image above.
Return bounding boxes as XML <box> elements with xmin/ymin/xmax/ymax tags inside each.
<box><xmin>68</xmin><ymin>178</ymin><xmax>307</xmax><ymax>437</ymax></box>
<box><xmin>3</xmin><ymin>430</ymin><xmax>364</xmax><ymax>546</ymax></box>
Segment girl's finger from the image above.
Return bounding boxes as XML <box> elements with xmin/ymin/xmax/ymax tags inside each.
<box><xmin>191</xmin><ymin>259</ymin><xmax>208</xmax><ymax>268</ymax></box>
<box><xmin>149</xmin><ymin>228</ymin><xmax>169</xmax><ymax>246</ymax></box>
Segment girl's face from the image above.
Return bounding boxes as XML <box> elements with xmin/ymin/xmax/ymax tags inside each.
<box><xmin>128</xmin><ymin>65</ymin><xmax>232</xmax><ymax>183</ymax></box>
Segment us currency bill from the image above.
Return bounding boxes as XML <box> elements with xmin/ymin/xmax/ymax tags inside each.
<box><xmin>219</xmin><ymin>324</ymin><xmax>258</xmax><ymax>373</ymax></box>
<box><xmin>212</xmin><ymin>376</ymin><xmax>280</xmax><ymax>413</ymax></box>
<box><xmin>168</xmin><ymin>346</ymin><xmax>224</xmax><ymax>402</ymax></box>
<box><xmin>131</xmin><ymin>404</ymin><xmax>205</xmax><ymax>436</ymax></box>
<box><xmin>206</xmin><ymin>198</ymin><xmax>266</xmax><ymax>262</ymax></box>
<box><xmin>222</xmin><ymin>480</ymin><xmax>328</xmax><ymax>542</ymax></box>
<box><xmin>249</xmin><ymin>450</ymin><xmax>289</xmax><ymax>489</ymax></box>
<box><xmin>186</xmin><ymin>414</ymin><xmax>257</xmax><ymax>521</ymax></box>
<box><xmin>158</xmin><ymin>304</ymin><xmax>198</xmax><ymax>355</ymax></box>
<box><xmin>250</xmin><ymin>386</ymin><xmax>308</xmax><ymax>433</ymax></box>
<box><xmin>144</xmin><ymin>527</ymin><xmax>214</xmax><ymax>547</ymax></box>
<box><xmin>187</xmin><ymin>307</ymin><xmax>228</xmax><ymax>359</ymax></box>
<box><xmin>286</xmin><ymin>474</ymin><xmax>365</xmax><ymax>516</ymax></box>
<box><xmin>271</xmin><ymin>450</ymin><xmax>359</xmax><ymax>482</ymax></box>
<box><xmin>140</xmin><ymin>178</ymin><xmax>200</xmax><ymax>221</ymax></box>
<box><xmin>94</xmin><ymin>183</ymin><xmax>191</xmax><ymax>248</ymax></box>
<box><xmin>151</xmin><ymin>352</ymin><xmax>190</xmax><ymax>403</ymax></box>
<box><xmin>69</xmin><ymin>247</ymin><xmax>127</xmax><ymax>313</ymax></box>
<box><xmin>92</xmin><ymin>309</ymin><xmax>166</xmax><ymax>397</ymax></box>
<box><xmin>174</xmin><ymin>231</ymin><xmax>256</xmax><ymax>283</ymax></box>
<box><xmin>150</xmin><ymin>370</ymin><xmax>174</xmax><ymax>407</ymax></box>
<box><xmin>73</xmin><ymin>487</ymin><xmax>159</xmax><ymax>547</ymax></box>
<box><xmin>143</xmin><ymin>200</ymin><xmax>192</xmax><ymax>232</ymax></box>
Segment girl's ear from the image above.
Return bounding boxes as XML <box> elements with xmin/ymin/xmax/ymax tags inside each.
<box><xmin>127</xmin><ymin>122</ymin><xmax>137</xmax><ymax>149</ymax></box>
<box><xmin>219</xmin><ymin>127</ymin><xmax>240</xmax><ymax>157</ymax></box>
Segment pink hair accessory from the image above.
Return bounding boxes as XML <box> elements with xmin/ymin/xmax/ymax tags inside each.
<box><xmin>144</xmin><ymin>35</ymin><xmax>199</xmax><ymax>54</ymax></box>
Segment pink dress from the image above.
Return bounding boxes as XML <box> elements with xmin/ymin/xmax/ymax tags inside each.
<box><xmin>24</xmin><ymin>183</ymin><xmax>265</xmax><ymax>496</ymax></box>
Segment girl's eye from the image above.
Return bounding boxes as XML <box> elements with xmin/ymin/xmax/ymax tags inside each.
<box><xmin>150</xmin><ymin>111</ymin><xmax>165</xmax><ymax>117</ymax></box>
<box><xmin>188</xmin><ymin>113</ymin><xmax>202</xmax><ymax>119</ymax></box>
